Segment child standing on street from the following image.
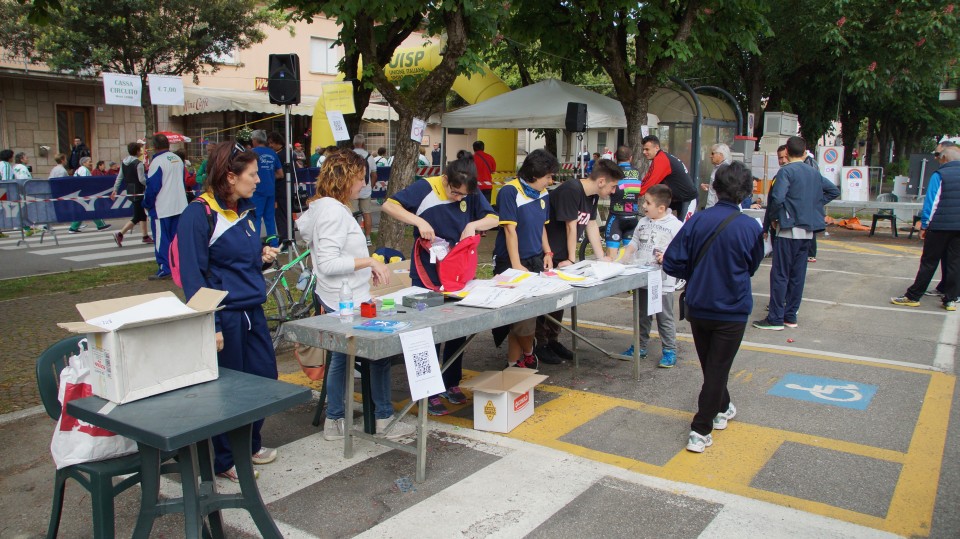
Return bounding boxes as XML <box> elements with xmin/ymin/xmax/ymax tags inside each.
<box><xmin>620</xmin><ymin>184</ymin><xmax>683</xmax><ymax>367</ymax></box>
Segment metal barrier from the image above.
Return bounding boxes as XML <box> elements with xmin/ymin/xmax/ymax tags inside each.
<box><xmin>21</xmin><ymin>178</ymin><xmax>63</xmax><ymax>246</ymax></box>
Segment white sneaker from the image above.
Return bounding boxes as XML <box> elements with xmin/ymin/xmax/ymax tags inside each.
<box><xmin>375</xmin><ymin>415</ymin><xmax>416</xmax><ymax>439</ymax></box>
<box><xmin>686</xmin><ymin>431</ymin><xmax>713</xmax><ymax>453</ymax></box>
<box><xmin>712</xmin><ymin>403</ymin><xmax>737</xmax><ymax>430</ymax></box>
<box><xmin>323</xmin><ymin>417</ymin><xmax>346</xmax><ymax>441</ymax></box>
<box><xmin>251</xmin><ymin>446</ymin><xmax>277</xmax><ymax>465</ymax></box>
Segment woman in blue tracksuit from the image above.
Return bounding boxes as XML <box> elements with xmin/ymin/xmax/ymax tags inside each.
<box><xmin>663</xmin><ymin>161</ymin><xmax>764</xmax><ymax>454</ymax></box>
<box><xmin>178</xmin><ymin>142</ymin><xmax>282</xmax><ymax>481</ymax></box>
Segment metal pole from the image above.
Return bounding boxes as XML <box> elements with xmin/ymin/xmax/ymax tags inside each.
<box><xmin>284</xmin><ymin>105</ymin><xmax>293</xmax><ymax>245</ymax></box>
<box><xmin>670</xmin><ymin>77</ymin><xmax>703</xmax><ymax>183</ymax></box>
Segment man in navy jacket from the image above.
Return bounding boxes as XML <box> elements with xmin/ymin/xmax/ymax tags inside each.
<box><xmin>755</xmin><ymin>136</ymin><xmax>840</xmax><ymax>330</ymax></box>
<box><xmin>892</xmin><ymin>145</ymin><xmax>960</xmax><ymax>310</ymax></box>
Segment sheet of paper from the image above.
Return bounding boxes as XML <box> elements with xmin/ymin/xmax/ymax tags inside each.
<box><xmin>647</xmin><ymin>270</ymin><xmax>663</xmax><ymax>315</ymax></box>
<box><xmin>327</xmin><ymin>110</ymin><xmax>350</xmax><ymax>141</ymax></box>
<box><xmin>512</xmin><ymin>275</ymin><xmax>571</xmax><ymax>296</ymax></box>
<box><xmin>86</xmin><ymin>297</ymin><xmax>194</xmax><ymax>330</ymax></box>
<box><xmin>456</xmin><ymin>287</ymin><xmax>527</xmax><ymax>309</ymax></box>
<box><xmin>398</xmin><ymin>328</ymin><xmax>445</xmax><ymax>401</ymax></box>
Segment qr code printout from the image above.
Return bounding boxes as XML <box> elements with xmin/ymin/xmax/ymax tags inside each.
<box><xmin>413</xmin><ymin>351</ymin><xmax>432</xmax><ymax>377</ymax></box>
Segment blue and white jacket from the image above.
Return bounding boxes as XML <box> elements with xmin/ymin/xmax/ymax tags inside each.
<box><xmin>143</xmin><ymin>150</ymin><xmax>187</xmax><ymax>219</ymax></box>
<box><xmin>922</xmin><ymin>161</ymin><xmax>960</xmax><ymax>231</ymax></box>
<box><xmin>178</xmin><ymin>193</ymin><xmax>266</xmax><ymax>332</ymax></box>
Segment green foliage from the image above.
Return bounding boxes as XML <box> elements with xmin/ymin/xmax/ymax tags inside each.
<box><xmin>2</xmin><ymin>0</ymin><xmax>283</xmax><ymax>135</ymax></box>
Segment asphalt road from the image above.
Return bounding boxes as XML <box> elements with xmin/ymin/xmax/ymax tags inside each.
<box><xmin>0</xmin><ymin>224</ymin><xmax>956</xmax><ymax>538</ymax></box>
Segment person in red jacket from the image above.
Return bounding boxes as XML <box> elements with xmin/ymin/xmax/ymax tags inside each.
<box><xmin>473</xmin><ymin>140</ymin><xmax>497</xmax><ymax>202</ymax></box>
<box><xmin>640</xmin><ymin>135</ymin><xmax>698</xmax><ymax>221</ymax></box>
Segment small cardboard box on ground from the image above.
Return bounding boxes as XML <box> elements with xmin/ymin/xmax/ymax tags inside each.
<box><xmin>462</xmin><ymin>367</ymin><xmax>548</xmax><ymax>433</ymax></box>
<box><xmin>58</xmin><ymin>289</ymin><xmax>226</xmax><ymax>404</ymax></box>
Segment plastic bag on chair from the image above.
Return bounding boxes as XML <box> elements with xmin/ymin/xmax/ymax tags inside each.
<box><xmin>50</xmin><ymin>346</ymin><xmax>137</xmax><ymax>469</ymax></box>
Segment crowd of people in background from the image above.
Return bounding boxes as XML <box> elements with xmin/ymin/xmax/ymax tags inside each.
<box><xmin>3</xmin><ymin>128</ymin><xmax>957</xmax><ymax>460</ymax></box>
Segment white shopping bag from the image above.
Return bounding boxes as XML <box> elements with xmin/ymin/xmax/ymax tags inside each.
<box><xmin>50</xmin><ymin>344</ymin><xmax>137</xmax><ymax>469</ymax></box>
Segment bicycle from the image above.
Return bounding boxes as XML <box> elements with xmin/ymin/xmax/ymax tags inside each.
<box><xmin>264</xmin><ymin>239</ymin><xmax>318</xmax><ymax>351</ymax></box>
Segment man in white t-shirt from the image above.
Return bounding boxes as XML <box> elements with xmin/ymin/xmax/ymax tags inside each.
<box><xmin>352</xmin><ymin>134</ymin><xmax>377</xmax><ymax>246</ymax></box>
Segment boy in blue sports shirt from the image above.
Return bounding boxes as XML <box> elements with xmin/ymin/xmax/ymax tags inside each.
<box><xmin>493</xmin><ymin>149</ymin><xmax>556</xmax><ymax>368</ymax></box>
<box><xmin>619</xmin><ymin>184</ymin><xmax>683</xmax><ymax>367</ymax></box>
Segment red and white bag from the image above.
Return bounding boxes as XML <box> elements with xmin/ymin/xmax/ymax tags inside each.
<box><xmin>414</xmin><ymin>235</ymin><xmax>481</xmax><ymax>292</ymax></box>
<box><xmin>50</xmin><ymin>343</ymin><xmax>137</xmax><ymax>469</ymax></box>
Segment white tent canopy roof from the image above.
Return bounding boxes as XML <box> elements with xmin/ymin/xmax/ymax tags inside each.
<box><xmin>170</xmin><ymin>86</ymin><xmax>408</xmax><ymax>121</ymax></box>
<box><xmin>441</xmin><ymin>79</ymin><xmax>658</xmax><ymax>129</ymax></box>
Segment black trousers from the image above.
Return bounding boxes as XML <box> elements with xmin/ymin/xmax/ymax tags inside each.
<box><xmin>688</xmin><ymin>316</ymin><xmax>747</xmax><ymax>436</ymax></box>
<box><xmin>905</xmin><ymin>230</ymin><xmax>960</xmax><ymax>302</ymax></box>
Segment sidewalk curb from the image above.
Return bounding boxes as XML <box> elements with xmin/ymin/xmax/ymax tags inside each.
<box><xmin>0</xmin><ymin>405</ymin><xmax>44</xmax><ymax>425</ymax></box>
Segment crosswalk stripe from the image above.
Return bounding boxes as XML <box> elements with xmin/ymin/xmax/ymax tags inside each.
<box><xmin>99</xmin><ymin>257</ymin><xmax>156</xmax><ymax>267</ymax></box>
<box><xmin>355</xmin><ymin>443</ymin><xmax>602</xmax><ymax>538</ymax></box>
<box><xmin>30</xmin><ymin>242</ymin><xmax>126</xmax><ymax>255</ymax></box>
<box><xmin>0</xmin><ymin>230</ymin><xmax>114</xmax><ymax>249</ymax></box>
<box><xmin>63</xmin><ymin>246</ymin><xmax>155</xmax><ymax>261</ymax></box>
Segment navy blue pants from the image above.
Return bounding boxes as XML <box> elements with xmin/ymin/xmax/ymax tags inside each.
<box><xmin>251</xmin><ymin>191</ymin><xmax>278</xmax><ymax>247</ymax></box>
<box><xmin>411</xmin><ymin>273</ymin><xmax>465</xmax><ymax>390</ymax></box>
<box><xmin>150</xmin><ymin>214</ymin><xmax>179</xmax><ymax>277</ymax></box>
<box><xmin>213</xmin><ymin>307</ymin><xmax>278</xmax><ymax>474</ymax></box>
<box><xmin>768</xmin><ymin>237</ymin><xmax>811</xmax><ymax>324</ymax></box>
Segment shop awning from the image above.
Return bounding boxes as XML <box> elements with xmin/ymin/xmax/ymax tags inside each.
<box><xmin>170</xmin><ymin>86</ymin><xmax>412</xmax><ymax>121</ymax></box>
<box><xmin>170</xmin><ymin>86</ymin><xmax>318</xmax><ymax>116</ymax></box>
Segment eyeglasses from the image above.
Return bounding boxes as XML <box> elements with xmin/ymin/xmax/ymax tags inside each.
<box><xmin>231</xmin><ymin>142</ymin><xmax>245</xmax><ymax>158</ymax></box>
<box><xmin>449</xmin><ymin>187</ymin><xmax>469</xmax><ymax>198</ymax></box>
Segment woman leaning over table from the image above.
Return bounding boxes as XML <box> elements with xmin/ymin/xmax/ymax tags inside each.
<box><xmin>177</xmin><ymin>142</ymin><xmax>282</xmax><ymax>482</ymax></box>
<box><xmin>381</xmin><ymin>153</ymin><xmax>499</xmax><ymax>416</ymax></box>
<box><xmin>297</xmin><ymin>149</ymin><xmax>416</xmax><ymax>442</ymax></box>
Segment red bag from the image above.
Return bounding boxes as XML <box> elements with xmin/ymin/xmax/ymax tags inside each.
<box><xmin>414</xmin><ymin>234</ymin><xmax>481</xmax><ymax>292</ymax></box>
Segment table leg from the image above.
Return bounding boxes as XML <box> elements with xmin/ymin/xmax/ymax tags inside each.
<box><xmin>226</xmin><ymin>427</ymin><xmax>283</xmax><ymax>539</ymax></box>
<box><xmin>344</xmin><ymin>350</ymin><xmax>355</xmax><ymax>459</ymax></box>
<box><xmin>416</xmin><ymin>395</ymin><xmax>427</xmax><ymax>483</ymax></box>
<box><xmin>132</xmin><ymin>443</ymin><xmax>162</xmax><ymax>539</ymax></box>
<box><xmin>197</xmin><ymin>439</ymin><xmax>225</xmax><ymax>539</ymax></box>
<box><xmin>177</xmin><ymin>444</ymin><xmax>204</xmax><ymax>539</ymax></box>
<box><xmin>632</xmin><ymin>287</ymin><xmax>641</xmax><ymax>381</ymax></box>
<box><xmin>571</xmin><ymin>305</ymin><xmax>579</xmax><ymax>368</ymax></box>
<box><xmin>359</xmin><ymin>360</ymin><xmax>375</xmax><ymax>434</ymax></box>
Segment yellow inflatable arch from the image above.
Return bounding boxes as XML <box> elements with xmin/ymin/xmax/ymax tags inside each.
<box><xmin>311</xmin><ymin>43</ymin><xmax>515</xmax><ymax>179</ymax></box>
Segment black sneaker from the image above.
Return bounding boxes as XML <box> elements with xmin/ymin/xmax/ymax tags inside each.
<box><xmin>752</xmin><ymin>318</ymin><xmax>784</xmax><ymax>331</ymax></box>
<box><xmin>533</xmin><ymin>344</ymin><xmax>563</xmax><ymax>364</ymax></box>
<box><xmin>548</xmin><ymin>340</ymin><xmax>574</xmax><ymax>360</ymax></box>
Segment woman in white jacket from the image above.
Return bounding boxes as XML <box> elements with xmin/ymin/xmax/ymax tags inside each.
<box><xmin>298</xmin><ymin>149</ymin><xmax>415</xmax><ymax>441</ymax></box>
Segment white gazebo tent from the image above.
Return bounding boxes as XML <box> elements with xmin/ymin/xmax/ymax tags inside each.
<box><xmin>441</xmin><ymin>79</ymin><xmax>657</xmax><ymax>171</ymax></box>
<box><xmin>442</xmin><ymin>78</ymin><xmax>657</xmax><ymax>129</ymax></box>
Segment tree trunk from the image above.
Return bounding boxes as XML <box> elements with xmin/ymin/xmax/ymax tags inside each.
<box><xmin>864</xmin><ymin>116</ymin><xmax>875</xmax><ymax>167</ymax></box>
<box><xmin>622</xmin><ymin>92</ymin><xmax>650</xmax><ymax>169</ymax></box>
<box><xmin>545</xmin><ymin>130</ymin><xmax>558</xmax><ymax>159</ymax></box>
<box><xmin>140</xmin><ymin>79</ymin><xmax>156</xmax><ymax>140</ymax></box>
<box><xmin>375</xmin><ymin>113</ymin><xmax>419</xmax><ymax>253</ymax></box>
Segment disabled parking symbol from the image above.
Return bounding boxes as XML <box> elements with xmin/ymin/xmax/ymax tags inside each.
<box><xmin>768</xmin><ymin>373</ymin><xmax>878</xmax><ymax>410</ymax></box>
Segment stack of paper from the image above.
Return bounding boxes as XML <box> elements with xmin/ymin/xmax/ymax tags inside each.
<box><xmin>457</xmin><ymin>287</ymin><xmax>528</xmax><ymax>309</ymax></box>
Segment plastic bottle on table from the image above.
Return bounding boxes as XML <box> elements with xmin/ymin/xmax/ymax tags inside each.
<box><xmin>339</xmin><ymin>280</ymin><xmax>354</xmax><ymax>323</ymax></box>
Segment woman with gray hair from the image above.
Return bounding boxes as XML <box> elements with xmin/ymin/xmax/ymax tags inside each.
<box><xmin>701</xmin><ymin>143</ymin><xmax>732</xmax><ymax>209</ymax></box>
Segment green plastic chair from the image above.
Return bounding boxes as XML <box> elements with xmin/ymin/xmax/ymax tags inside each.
<box><xmin>36</xmin><ymin>336</ymin><xmax>150</xmax><ymax>538</ymax></box>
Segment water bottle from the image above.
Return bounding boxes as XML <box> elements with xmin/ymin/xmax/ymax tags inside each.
<box><xmin>339</xmin><ymin>280</ymin><xmax>354</xmax><ymax>322</ymax></box>
<box><xmin>296</xmin><ymin>271</ymin><xmax>310</xmax><ymax>291</ymax></box>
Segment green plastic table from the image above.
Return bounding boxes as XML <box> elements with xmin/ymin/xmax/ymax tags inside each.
<box><xmin>67</xmin><ymin>368</ymin><xmax>312</xmax><ymax>539</ymax></box>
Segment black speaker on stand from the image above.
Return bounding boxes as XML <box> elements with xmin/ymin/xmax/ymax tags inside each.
<box><xmin>565</xmin><ymin>102</ymin><xmax>587</xmax><ymax>132</ymax></box>
<box><xmin>268</xmin><ymin>53</ymin><xmax>301</xmax><ymax>105</ymax></box>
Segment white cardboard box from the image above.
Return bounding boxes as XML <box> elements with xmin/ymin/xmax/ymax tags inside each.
<box><xmin>462</xmin><ymin>367</ymin><xmax>548</xmax><ymax>433</ymax></box>
<box><xmin>58</xmin><ymin>289</ymin><xmax>226</xmax><ymax>404</ymax></box>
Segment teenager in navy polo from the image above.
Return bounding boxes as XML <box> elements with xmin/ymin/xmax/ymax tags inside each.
<box><xmin>382</xmin><ymin>154</ymin><xmax>498</xmax><ymax>416</ymax></box>
<box><xmin>493</xmin><ymin>149</ymin><xmax>556</xmax><ymax>368</ymax></box>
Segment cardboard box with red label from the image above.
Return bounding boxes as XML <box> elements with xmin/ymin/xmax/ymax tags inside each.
<box><xmin>462</xmin><ymin>367</ymin><xmax>548</xmax><ymax>433</ymax></box>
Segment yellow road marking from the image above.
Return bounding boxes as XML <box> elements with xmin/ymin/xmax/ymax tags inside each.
<box><xmin>818</xmin><ymin>239</ymin><xmax>896</xmax><ymax>256</ymax></box>
<box><xmin>281</xmin><ymin>325</ymin><xmax>952</xmax><ymax>536</ymax></box>
<box><xmin>884</xmin><ymin>373</ymin><xmax>955</xmax><ymax>536</ymax></box>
